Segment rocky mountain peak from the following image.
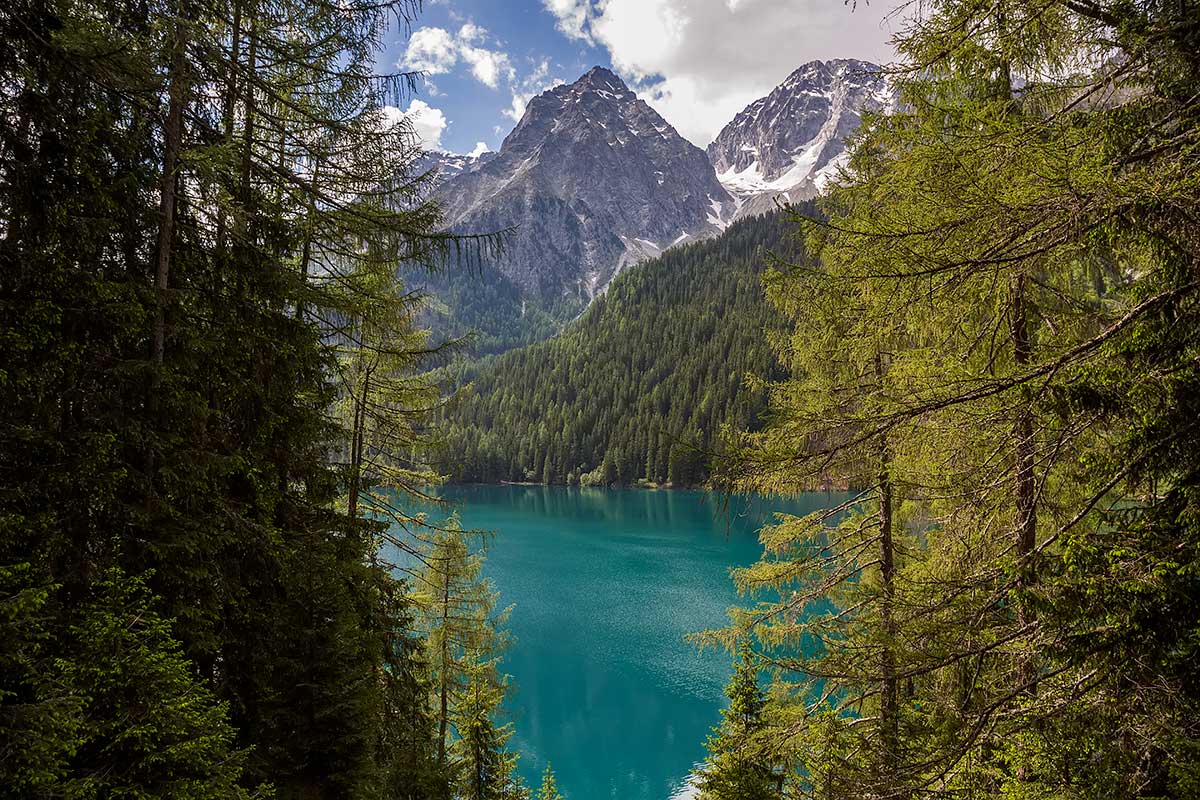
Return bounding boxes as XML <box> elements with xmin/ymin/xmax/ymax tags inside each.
<box><xmin>436</xmin><ymin>67</ymin><xmax>732</xmax><ymax>302</ymax></box>
<box><xmin>576</xmin><ymin>65</ymin><xmax>632</xmax><ymax>94</ymax></box>
<box><xmin>413</xmin><ymin>58</ymin><xmax>894</xmax><ymax>354</ymax></box>
<box><xmin>707</xmin><ymin>58</ymin><xmax>894</xmax><ymax>214</ymax></box>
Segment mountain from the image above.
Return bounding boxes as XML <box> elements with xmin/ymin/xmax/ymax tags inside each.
<box><xmin>415</xmin><ymin>150</ymin><xmax>489</xmax><ymax>183</ymax></box>
<box><xmin>413</xmin><ymin>61</ymin><xmax>888</xmax><ymax>356</ymax></box>
<box><xmin>707</xmin><ymin>59</ymin><xmax>893</xmax><ymax>218</ymax></box>
<box><xmin>435</xmin><ymin>67</ymin><xmax>733</xmax><ymax>303</ymax></box>
<box><xmin>435</xmin><ymin>209</ymin><xmax>813</xmax><ymax>486</ymax></box>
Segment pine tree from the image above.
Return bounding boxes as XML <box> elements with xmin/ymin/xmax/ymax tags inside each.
<box><xmin>696</xmin><ymin>641</ymin><xmax>777</xmax><ymax>800</ymax></box>
<box><xmin>454</xmin><ymin>657</ymin><xmax>521</xmax><ymax>800</ymax></box>
<box><xmin>537</xmin><ymin>763</ymin><xmax>564</xmax><ymax>800</ymax></box>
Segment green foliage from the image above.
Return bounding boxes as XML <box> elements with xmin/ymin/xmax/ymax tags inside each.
<box><xmin>0</xmin><ymin>564</ymin><xmax>82</xmax><ymax>796</ymax></box>
<box><xmin>412</xmin><ymin>263</ymin><xmax>581</xmax><ymax>357</ymax></box>
<box><xmin>706</xmin><ymin>1</ymin><xmax>1200</xmax><ymax>797</ymax></box>
<box><xmin>0</xmin><ymin>565</ymin><xmax>251</xmax><ymax>799</ymax></box>
<box><xmin>537</xmin><ymin>763</ymin><xmax>564</xmax><ymax>800</ymax></box>
<box><xmin>58</xmin><ymin>568</ymin><xmax>252</xmax><ymax>799</ymax></box>
<box><xmin>0</xmin><ymin>0</ymin><xmax>513</xmax><ymax>796</ymax></box>
<box><xmin>454</xmin><ymin>658</ymin><xmax>523</xmax><ymax>800</ymax></box>
<box><xmin>437</xmin><ymin>211</ymin><xmax>807</xmax><ymax>486</ymax></box>
<box><xmin>413</xmin><ymin>522</ymin><xmax>511</xmax><ymax>771</ymax></box>
<box><xmin>696</xmin><ymin>642</ymin><xmax>778</xmax><ymax>800</ymax></box>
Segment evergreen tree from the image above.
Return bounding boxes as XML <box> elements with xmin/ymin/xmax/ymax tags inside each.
<box><xmin>454</xmin><ymin>657</ymin><xmax>521</xmax><ymax>800</ymax></box>
<box><xmin>54</xmin><ymin>568</ymin><xmax>253</xmax><ymax>799</ymax></box>
<box><xmin>537</xmin><ymin>763</ymin><xmax>564</xmax><ymax>800</ymax></box>
<box><xmin>414</xmin><ymin>523</ymin><xmax>511</xmax><ymax>772</ymax></box>
<box><xmin>708</xmin><ymin>0</ymin><xmax>1200</xmax><ymax>797</ymax></box>
<box><xmin>696</xmin><ymin>641</ymin><xmax>777</xmax><ymax>800</ymax></box>
<box><xmin>0</xmin><ymin>0</ymin><xmax>489</xmax><ymax>794</ymax></box>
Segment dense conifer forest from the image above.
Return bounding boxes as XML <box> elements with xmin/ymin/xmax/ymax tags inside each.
<box><xmin>0</xmin><ymin>1</ymin><xmax>528</xmax><ymax>797</ymax></box>
<box><xmin>435</xmin><ymin>211</ymin><xmax>803</xmax><ymax>486</ymax></box>
<box><xmin>409</xmin><ymin>263</ymin><xmax>583</xmax><ymax>357</ymax></box>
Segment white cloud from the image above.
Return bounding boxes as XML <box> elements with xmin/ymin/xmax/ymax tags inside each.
<box><xmin>402</xmin><ymin>27</ymin><xmax>457</xmax><ymax>75</ymax></box>
<box><xmin>382</xmin><ymin>99</ymin><xmax>449</xmax><ymax>150</ymax></box>
<box><xmin>503</xmin><ymin>94</ymin><xmax>528</xmax><ymax>123</ymax></box>
<box><xmin>533</xmin><ymin>59</ymin><xmax>553</xmax><ymax>82</ymax></box>
<box><xmin>468</xmin><ymin>141</ymin><xmax>491</xmax><ymax>158</ymax></box>
<box><xmin>460</xmin><ymin>44</ymin><xmax>515</xmax><ymax>88</ymax></box>
<box><xmin>543</xmin><ymin>0</ymin><xmax>594</xmax><ymax>43</ymax></box>
<box><xmin>542</xmin><ymin>0</ymin><xmax>899</xmax><ymax>145</ymax></box>
<box><xmin>379</xmin><ymin>105</ymin><xmax>405</xmax><ymax>128</ymax></box>
<box><xmin>400</xmin><ymin>23</ymin><xmax>514</xmax><ymax>90</ymax></box>
<box><xmin>458</xmin><ymin>21</ymin><xmax>485</xmax><ymax>43</ymax></box>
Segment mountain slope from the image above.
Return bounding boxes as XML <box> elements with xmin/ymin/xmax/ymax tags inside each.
<box><xmin>438</xmin><ymin>67</ymin><xmax>733</xmax><ymax>303</ymax></box>
<box><xmin>435</xmin><ymin>209</ymin><xmax>814</xmax><ymax>486</ymax></box>
<box><xmin>412</xmin><ymin>61</ymin><xmax>886</xmax><ymax>356</ymax></box>
<box><xmin>707</xmin><ymin>59</ymin><xmax>893</xmax><ymax>217</ymax></box>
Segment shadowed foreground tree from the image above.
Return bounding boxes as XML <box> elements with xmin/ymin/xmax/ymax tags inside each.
<box><xmin>0</xmin><ymin>0</ymin><xmax>507</xmax><ymax>796</ymax></box>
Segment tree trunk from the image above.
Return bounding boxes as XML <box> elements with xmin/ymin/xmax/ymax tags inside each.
<box><xmin>239</xmin><ymin>21</ymin><xmax>257</xmax><ymax>210</ymax></box>
<box><xmin>215</xmin><ymin>0</ymin><xmax>241</xmax><ymax>257</ymax></box>
<box><xmin>438</xmin><ymin>564</ymin><xmax>451</xmax><ymax>765</ymax></box>
<box><xmin>347</xmin><ymin>364</ymin><xmax>372</xmax><ymax>521</ymax></box>
<box><xmin>294</xmin><ymin>165</ymin><xmax>319</xmax><ymax>321</ymax></box>
<box><xmin>875</xmin><ymin>351</ymin><xmax>900</xmax><ymax>795</ymax></box>
<box><xmin>145</xmin><ymin>2</ymin><xmax>188</xmax><ymax>494</ymax></box>
<box><xmin>1012</xmin><ymin>272</ymin><xmax>1037</xmax><ymax>673</ymax></box>
<box><xmin>151</xmin><ymin>6</ymin><xmax>188</xmax><ymax>387</ymax></box>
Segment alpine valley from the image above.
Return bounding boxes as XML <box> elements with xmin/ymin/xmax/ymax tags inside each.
<box><xmin>413</xmin><ymin>59</ymin><xmax>891</xmax><ymax>355</ymax></box>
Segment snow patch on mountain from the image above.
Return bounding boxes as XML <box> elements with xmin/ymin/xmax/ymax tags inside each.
<box><xmin>707</xmin><ymin>59</ymin><xmax>895</xmax><ymax>217</ymax></box>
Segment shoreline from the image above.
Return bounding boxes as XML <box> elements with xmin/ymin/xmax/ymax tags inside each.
<box><xmin>446</xmin><ymin>480</ymin><xmax>854</xmax><ymax>494</ymax></box>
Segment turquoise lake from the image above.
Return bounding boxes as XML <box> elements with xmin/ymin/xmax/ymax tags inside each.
<box><xmin>407</xmin><ymin>485</ymin><xmax>849</xmax><ymax>800</ymax></box>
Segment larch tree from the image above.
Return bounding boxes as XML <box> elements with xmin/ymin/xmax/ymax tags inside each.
<box><xmin>413</xmin><ymin>521</ymin><xmax>513</xmax><ymax>778</ymax></box>
<box><xmin>0</xmin><ymin>0</ymin><xmax>493</xmax><ymax>795</ymax></box>
<box><xmin>709</xmin><ymin>0</ymin><xmax>1200</xmax><ymax>797</ymax></box>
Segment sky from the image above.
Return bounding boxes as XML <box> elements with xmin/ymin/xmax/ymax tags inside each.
<box><xmin>379</xmin><ymin>0</ymin><xmax>903</xmax><ymax>156</ymax></box>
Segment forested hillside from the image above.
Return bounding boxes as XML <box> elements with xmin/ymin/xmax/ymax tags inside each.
<box><xmin>411</xmin><ymin>262</ymin><xmax>582</xmax><ymax>356</ymax></box>
<box><xmin>436</xmin><ymin>210</ymin><xmax>806</xmax><ymax>486</ymax></box>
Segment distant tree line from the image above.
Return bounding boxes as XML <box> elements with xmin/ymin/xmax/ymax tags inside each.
<box><xmin>435</xmin><ymin>211</ymin><xmax>807</xmax><ymax>487</ymax></box>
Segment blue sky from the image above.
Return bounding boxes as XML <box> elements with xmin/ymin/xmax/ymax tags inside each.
<box><xmin>380</xmin><ymin>0</ymin><xmax>900</xmax><ymax>155</ymax></box>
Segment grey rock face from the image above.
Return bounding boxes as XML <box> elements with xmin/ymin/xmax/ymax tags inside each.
<box><xmin>415</xmin><ymin>151</ymin><xmax>482</xmax><ymax>183</ymax></box>
<box><xmin>706</xmin><ymin>59</ymin><xmax>893</xmax><ymax>215</ymax></box>
<box><xmin>414</xmin><ymin>60</ymin><xmax>893</xmax><ymax>355</ymax></box>
<box><xmin>435</xmin><ymin>67</ymin><xmax>733</xmax><ymax>301</ymax></box>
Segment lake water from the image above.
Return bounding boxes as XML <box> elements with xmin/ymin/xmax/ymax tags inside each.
<box><xmin>406</xmin><ymin>485</ymin><xmax>849</xmax><ymax>800</ymax></box>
